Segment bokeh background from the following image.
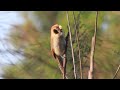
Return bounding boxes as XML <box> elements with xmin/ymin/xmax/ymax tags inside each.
<box><xmin>0</xmin><ymin>11</ymin><xmax>120</xmax><ymax>79</ymax></box>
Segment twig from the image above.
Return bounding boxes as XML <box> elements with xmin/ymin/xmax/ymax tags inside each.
<box><xmin>56</xmin><ymin>56</ymin><xmax>68</xmax><ymax>79</ymax></box>
<box><xmin>73</xmin><ymin>11</ymin><xmax>83</xmax><ymax>79</ymax></box>
<box><xmin>63</xmin><ymin>54</ymin><xmax>67</xmax><ymax>79</ymax></box>
<box><xmin>88</xmin><ymin>11</ymin><xmax>98</xmax><ymax>79</ymax></box>
<box><xmin>63</xmin><ymin>32</ymin><xmax>69</xmax><ymax>79</ymax></box>
<box><xmin>113</xmin><ymin>65</ymin><xmax>120</xmax><ymax>79</ymax></box>
<box><xmin>66</xmin><ymin>11</ymin><xmax>77</xmax><ymax>79</ymax></box>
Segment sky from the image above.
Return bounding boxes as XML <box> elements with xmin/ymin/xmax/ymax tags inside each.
<box><xmin>0</xmin><ymin>11</ymin><xmax>25</xmax><ymax>78</ymax></box>
<box><xmin>0</xmin><ymin>11</ymin><xmax>42</xmax><ymax>79</ymax></box>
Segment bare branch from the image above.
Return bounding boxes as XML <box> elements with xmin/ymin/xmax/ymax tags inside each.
<box><xmin>73</xmin><ymin>11</ymin><xmax>83</xmax><ymax>79</ymax></box>
<box><xmin>55</xmin><ymin>56</ymin><xmax>68</xmax><ymax>79</ymax></box>
<box><xmin>63</xmin><ymin>32</ymin><xmax>69</xmax><ymax>79</ymax></box>
<box><xmin>88</xmin><ymin>11</ymin><xmax>98</xmax><ymax>79</ymax></box>
<box><xmin>113</xmin><ymin>65</ymin><xmax>120</xmax><ymax>79</ymax></box>
<box><xmin>66</xmin><ymin>11</ymin><xmax>77</xmax><ymax>79</ymax></box>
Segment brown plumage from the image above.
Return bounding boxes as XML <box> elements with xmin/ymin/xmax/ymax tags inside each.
<box><xmin>50</xmin><ymin>24</ymin><xmax>66</xmax><ymax>61</ymax></box>
<box><xmin>50</xmin><ymin>24</ymin><xmax>69</xmax><ymax>79</ymax></box>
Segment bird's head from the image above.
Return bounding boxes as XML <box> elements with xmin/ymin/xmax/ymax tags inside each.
<box><xmin>51</xmin><ymin>24</ymin><xmax>63</xmax><ymax>35</ymax></box>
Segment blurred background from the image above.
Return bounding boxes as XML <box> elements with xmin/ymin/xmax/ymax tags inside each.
<box><xmin>0</xmin><ymin>11</ymin><xmax>120</xmax><ymax>79</ymax></box>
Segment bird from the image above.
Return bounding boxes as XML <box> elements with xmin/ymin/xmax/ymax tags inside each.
<box><xmin>50</xmin><ymin>24</ymin><xmax>66</xmax><ymax>60</ymax></box>
<box><xmin>50</xmin><ymin>24</ymin><xmax>66</xmax><ymax>68</ymax></box>
<box><xmin>50</xmin><ymin>24</ymin><xmax>69</xmax><ymax>79</ymax></box>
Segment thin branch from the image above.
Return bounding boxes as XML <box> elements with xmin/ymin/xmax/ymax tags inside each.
<box><xmin>63</xmin><ymin>32</ymin><xmax>69</xmax><ymax>79</ymax></box>
<box><xmin>66</xmin><ymin>11</ymin><xmax>77</xmax><ymax>79</ymax></box>
<box><xmin>88</xmin><ymin>11</ymin><xmax>98</xmax><ymax>79</ymax></box>
<box><xmin>73</xmin><ymin>11</ymin><xmax>83</xmax><ymax>79</ymax></box>
<box><xmin>113</xmin><ymin>65</ymin><xmax>120</xmax><ymax>79</ymax></box>
<box><xmin>56</xmin><ymin>56</ymin><xmax>68</xmax><ymax>79</ymax></box>
<box><xmin>63</xmin><ymin>54</ymin><xmax>67</xmax><ymax>79</ymax></box>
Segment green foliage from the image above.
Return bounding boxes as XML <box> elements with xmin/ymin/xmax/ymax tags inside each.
<box><xmin>2</xmin><ymin>11</ymin><xmax>120</xmax><ymax>79</ymax></box>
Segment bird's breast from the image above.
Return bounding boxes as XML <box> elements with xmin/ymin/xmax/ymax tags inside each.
<box><xmin>53</xmin><ymin>36</ymin><xmax>66</xmax><ymax>56</ymax></box>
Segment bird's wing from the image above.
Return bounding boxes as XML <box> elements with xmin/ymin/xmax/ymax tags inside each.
<box><xmin>51</xmin><ymin>48</ymin><xmax>57</xmax><ymax>59</ymax></box>
<box><xmin>51</xmin><ymin>36</ymin><xmax>57</xmax><ymax>59</ymax></box>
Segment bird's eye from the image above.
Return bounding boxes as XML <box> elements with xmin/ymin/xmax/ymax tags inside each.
<box><xmin>53</xmin><ymin>29</ymin><xmax>59</xmax><ymax>34</ymax></box>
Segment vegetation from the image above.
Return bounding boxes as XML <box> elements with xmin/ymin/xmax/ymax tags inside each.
<box><xmin>1</xmin><ymin>11</ymin><xmax>120</xmax><ymax>79</ymax></box>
